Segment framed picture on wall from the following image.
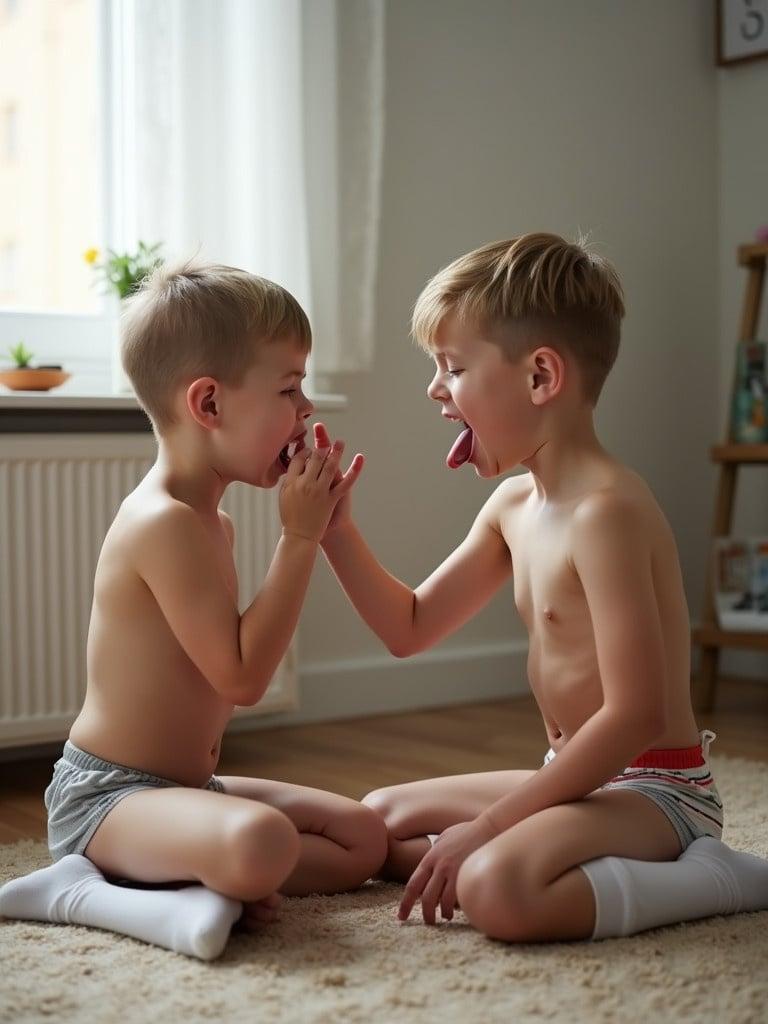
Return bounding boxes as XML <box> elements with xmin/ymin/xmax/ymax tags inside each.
<box><xmin>717</xmin><ymin>0</ymin><xmax>768</xmax><ymax>65</ymax></box>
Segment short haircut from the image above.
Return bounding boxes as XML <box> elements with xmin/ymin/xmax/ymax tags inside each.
<box><xmin>412</xmin><ymin>233</ymin><xmax>625</xmax><ymax>404</ymax></box>
<box><xmin>121</xmin><ymin>259</ymin><xmax>311</xmax><ymax>431</ymax></box>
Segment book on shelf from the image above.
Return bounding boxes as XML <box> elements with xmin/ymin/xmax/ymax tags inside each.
<box><xmin>730</xmin><ymin>339</ymin><xmax>768</xmax><ymax>443</ymax></box>
<box><xmin>713</xmin><ymin>537</ymin><xmax>768</xmax><ymax>632</ymax></box>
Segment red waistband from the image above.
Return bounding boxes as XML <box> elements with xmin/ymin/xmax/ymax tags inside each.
<box><xmin>629</xmin><ymin>745</ymin><xmax>706</xmax><ymax>769</ymax></box>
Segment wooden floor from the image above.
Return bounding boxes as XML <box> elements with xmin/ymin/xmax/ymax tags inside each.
<box><xmin>1</xmin><ymin>680</ymin><xmax>766</xmax><ymax>846</ymax></box>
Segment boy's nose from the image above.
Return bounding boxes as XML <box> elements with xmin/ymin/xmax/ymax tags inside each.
<box><xmin>301</xmin><ymin>396</ymin><xmax>314</xmax><ymax>418</ymax></box>
<box><xmin>427</xmin><ymin>373</ymin><xmax>447</xmax><ymax>402</ymax></box>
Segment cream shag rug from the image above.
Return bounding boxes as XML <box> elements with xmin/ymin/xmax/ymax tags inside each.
<box><xmin>1</xmin><ymin>755</ymin><xmax>767</xmax><ymax>1024</ymax></box>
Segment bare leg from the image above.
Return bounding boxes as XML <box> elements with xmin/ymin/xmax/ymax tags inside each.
<box><xmin>219</xmin><ymin>777</ymin><xmax>388</xmax><ymax>896</ymax></box>
<box><xmin>455</xmin><ymin>789</ymin><xmax>682</xmax><ymax>942</ymax></box>
<box><xmin>85</xmin><ymin>787</ymin><xmax>301</xmax><ymax>902</ymax></box>
<box><xmin>363</xmin><ymin>769</ymin><xmax>537</xmax><ymax>881</ymax></box>
<box><xmin>1</xmin><ymin>787</ymin><xmax>300</xmax><ymax>959</ymax></box>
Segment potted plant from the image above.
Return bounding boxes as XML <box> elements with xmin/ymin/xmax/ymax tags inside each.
<box><xmin>84</xmin><ymin>242</ymin><xmax>164</xmax><ymax>392</ymax></box>
<box><xmin>0</xmin><ymin>342</ymin><xmax>71</xmax><ymax>392</ymax></box>
<box><xmin>84</xmin><ymin>242</ymin><xmax>164</xmax><ymax>300</ymax></box>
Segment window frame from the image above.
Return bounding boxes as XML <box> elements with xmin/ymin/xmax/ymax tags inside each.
<box><xmin>0</xmin><ymin>0</ymin><xmax>116</xmax><ymax>371</ymax></box>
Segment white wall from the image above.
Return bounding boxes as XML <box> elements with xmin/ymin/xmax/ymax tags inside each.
<box><xmin>262</xmin><ymin>0</ymin><xmax>724</xmax><ymax>727</ymax></box>
<box><xmin>717</xmin><ymin>53</ymin><xmax>768</xmax><ymax>679</ymax></box>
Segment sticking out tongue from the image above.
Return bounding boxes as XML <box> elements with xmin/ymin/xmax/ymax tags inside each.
<box><xmin>446</xmin><ymin>426</ymin><xmax>473</xmax><ymax>469</ymax></box>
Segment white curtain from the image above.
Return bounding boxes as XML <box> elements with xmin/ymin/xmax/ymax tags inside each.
<box><xmin>110</xmin><ymin>0</ymin><xmax>384</xmax><ymax>375</ymax></box>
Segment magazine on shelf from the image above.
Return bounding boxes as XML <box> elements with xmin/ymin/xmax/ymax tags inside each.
<box><xmin>729</xmin><ymin>339</ymin><xmax>768</xmax><ymax>443</ymax></box>
<box><xmin>713</xmin><ymin>537</ymin><xmax>768</xmax><ymax>632</ymax></box>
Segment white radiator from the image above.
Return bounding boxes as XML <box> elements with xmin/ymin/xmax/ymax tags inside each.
<box><xmin>0</xmin><ymin>434</ymin><xmax>297</xmax><ymax>749</ymax></box>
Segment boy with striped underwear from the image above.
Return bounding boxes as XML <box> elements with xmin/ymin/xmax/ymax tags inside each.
<box><xmin>317</xmin><ymin>233</ymin><xmax>768</xmax><ymax>940</ymax></box>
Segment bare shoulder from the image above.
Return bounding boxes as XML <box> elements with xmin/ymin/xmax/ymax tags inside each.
<box><xmin>485</xmin><ymin>472</ymin><xmax>535</xmax><ymax>534</ymax></box>
<box><xmin>110</xmin><ymin>489</ymin><xmax>208</xmax><ymax>569</ymax></box>
<box><xmin>489</xmin><ymin>472</ymin><xmax>535</xmax><ymax>514</ymax></box>
<box><xmin>571</xmin><ymin>467</ymin><xmax>669</xmax><ymax>551</ymax></box>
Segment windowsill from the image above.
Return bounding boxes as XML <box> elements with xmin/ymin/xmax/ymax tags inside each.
<box><xmin>0</xmin><ymin>389</ymin><xmax>348</xmax><ymax>411</ymax></box>
<box><xmin>0</xmin><ymin>387</ymin><xmax>348</xmax><ymax>433</ymax></box>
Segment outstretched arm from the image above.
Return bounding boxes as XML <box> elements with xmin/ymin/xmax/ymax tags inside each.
<box><xmin>319</xmin><ymin>425</ymin><xmax>514</xmax><ymax>658</ymax></box>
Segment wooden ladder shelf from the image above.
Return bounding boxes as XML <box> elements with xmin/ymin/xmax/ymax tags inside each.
<box><xmin>692</xmin><ymin>242</ymin><xmax>768</xmax><ymax>710</ymax></box>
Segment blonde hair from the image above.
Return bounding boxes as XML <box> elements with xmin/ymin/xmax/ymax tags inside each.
<box><xmin>121</xmin><ymin>259</ymin><xmax>311</xmax><ymax>431</ymax></box>
<box><xmin>412</xmin><ymin>233</ymin><xmax>625</xmax><ymax>404</ymax></box>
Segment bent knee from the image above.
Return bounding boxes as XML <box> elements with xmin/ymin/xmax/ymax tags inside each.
<box><xmin>457</xmin><ymin>850</ymin><xmax>533</xmax><ymax>942</ymax></box>
<box><xmin>361</xmin><ymin>786</ymin><xmax>395</xmax><ymax>820</ymax></box>
<box><xmin>361</xmin><ymin>785</ymin><xmax>413</xmax><ymax>835</ymax></box>
<box><xmin>345</xmin><ymin>802</ymin><xmax>389</xmax><ymax>883</ymax></box>
<box><xmin>224</xmin><ymin>806</ymin><xmax>300</xmax><ymax>896</ymax></box>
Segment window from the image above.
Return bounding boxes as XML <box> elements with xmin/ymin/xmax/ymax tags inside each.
<box><xmin>0</xmin><ymin>241</ymin><xmax>18</xmax><ymax>296</ymax></box>
<box><xmin>0</xmin><ymin>0</ymin><xmax>384</xmax><ymax>383</ymax></box>
<box><xmin>2</xmin><ymin>105</ymin><xmax>17</xmax><ymax>160</ymax></box>
<box><xmin>0</xmin><ymin>0</ymin><xmax>103</xmax><ymax>323</ymax></box>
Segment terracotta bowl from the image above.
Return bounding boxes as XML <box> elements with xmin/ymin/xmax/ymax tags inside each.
<box><xmin>0</xmin><ymin>368</ymin><xmax>71</xmax><ymax>392</ymax></box>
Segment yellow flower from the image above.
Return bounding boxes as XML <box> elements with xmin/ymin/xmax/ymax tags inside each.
<box><xmin>83</xmin><ymin>247</ymin><xmax>99</xmax><ymax>265</ymax></box>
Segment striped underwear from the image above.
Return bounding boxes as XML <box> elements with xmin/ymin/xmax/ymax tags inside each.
<box><xmin>544</xmin><ymin>729</ymin><xmax>724</xmax><ymax>851</ymax></box>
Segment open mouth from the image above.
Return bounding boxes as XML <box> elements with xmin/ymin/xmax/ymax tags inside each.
<box><xmin>446</xmin><ymin>421</ymin><xmax>474</xmax><ymax>469</ymax></box>
<box><xmin>279</xmin><ymin>434</ymin><xmax>306</xmax><ymax>470</ymax></box>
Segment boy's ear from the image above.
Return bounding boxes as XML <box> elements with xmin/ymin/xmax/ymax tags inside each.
<box><xmin>186</xmin><ymin>377</ymin><xmax>220</xmax><ymax>429</ymax></box>
<box><xmin>527</xmin><ymin>347</ymin><xmax>564</xmax><ymax>406</ymax></box>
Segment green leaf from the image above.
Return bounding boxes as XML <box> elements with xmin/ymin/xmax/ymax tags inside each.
<box><xmin>9</xmin><ymin>341</ymin><xmax>34</xmax><ymax>367</ymax></box>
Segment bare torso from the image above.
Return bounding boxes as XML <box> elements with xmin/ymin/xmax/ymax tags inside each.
<box><xmin>498</xmin><ymin>467</ymin><xmax>699</xmax><ymax>754</ymax></box>
<box><xmin>70</xmin><ymin>480</ymin><xmax>236</xmax><ymax>786</ymax></box>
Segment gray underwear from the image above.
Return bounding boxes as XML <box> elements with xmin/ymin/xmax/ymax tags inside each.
<box><xmin>45</xmin><ymin>740</ymin><xmax>224</xmax><ymax>862</ymax></box>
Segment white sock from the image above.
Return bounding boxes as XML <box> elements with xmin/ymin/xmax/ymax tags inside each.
<box><xmin>0</xmin><ymin>854</ymin><xmax>243</xmax><ymax>960</ymax></box>
<box><xmin>580</xmin><ymin>837</ymin><xmax>768</xmax><ymax>940</ymax></box>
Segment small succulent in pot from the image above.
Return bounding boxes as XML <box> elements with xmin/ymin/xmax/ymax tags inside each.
<box><xmin>1</xmin><ymin>342</ymin><xmax>69</xmax><ymax>391</ymax></box>
<box><xmin>8</xmin><ymin>341</ymin><xmax>34</xmax><ymax>368</ymax></box>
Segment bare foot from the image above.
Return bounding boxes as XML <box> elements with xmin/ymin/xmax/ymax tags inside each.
<box><xmin>239</xmin><ymin>892</ymin><xmax>283</xmax><ymax>930</ymax></box>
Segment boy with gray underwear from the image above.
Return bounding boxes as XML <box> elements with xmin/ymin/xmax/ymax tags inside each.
<box><xmin>0</xmin><ymin>261</ymin><xmax>386</xmax><ymax>958</ymax></box>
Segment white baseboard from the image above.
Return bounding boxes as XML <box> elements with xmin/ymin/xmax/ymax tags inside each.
<box><xmin>227</xmin><ymin>639</ymin><xmax>531</xmax><ymax>732</ymax></box>
<box><xmin>0</xmin><ymin>640</ymin><xmax>530</xmax><ymax>759</ymax></box>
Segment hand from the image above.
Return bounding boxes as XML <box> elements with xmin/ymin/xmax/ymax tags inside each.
<box><xmin>279</xmin><ymin>427</ymin><xmax>363</xmax><ymax>543</ymax></box>
<box><xmin>398</xmin><ymin>818</ymin><xmax>498</xmax><ymax>925</ymax></box>
<box><xmin>313</xmin><ymin>422</ymin><xmax>363</xmax><ymax>539</ymax></box>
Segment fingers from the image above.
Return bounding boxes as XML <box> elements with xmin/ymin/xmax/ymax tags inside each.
<box><xmin>311</xmin><ymin>423</ymin><xmax>363</xmax><ymax>490</ymax></box>
<box><xmin>398</xmin><ymin>859</ymin><xmax>431</xmax><ymax>922</ymax></box>
<box><xmin>316</xmin><ymin>436</ymin><xmax>357</xmax><ymax>488</ymax></box>
<box><xmin>289</xmin><ymin>424</ymin><xmax>362</xmax><ymax>493</ymax></box>
<box><xmin>315</xmin><ymin>424</ymin><xmax>342</xmax><ymax>485</ymax></box>
<box><xmin>398</xmin><ymin>855</ymin><xmax>458</xmax><ymax>926</ymax></box>
<box><xmin>284</xmin><ymin>446</ymin><xmax>311</xmax><ymax>479</ymax></box>
<box><xmin>419</xmin><ymin>870</ymin><xmax>447</xmax><ymax>926</ymax></box>
<box><xmin>331</xmin><ymin>453</ymin><xmax>365</xmax><ymax>497</ymax></box>
<box><xmin>303</xmin><ymin>444</ymin><xmax>331</xmax><ymax>480</ymax></box>
<box><xmin>440</xmin><ymin>876</ymin><xmax>457</xmax><ymax>922</ymax></box>
<box><xmin>319</xmin><ymin>440</ymin><xmax>350</xmax><ymax>484</ymax></box>
<box><xmin>313</xmin><ymin>421</ymin><xmax>332</xmax><ymax>451</ymax></box>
